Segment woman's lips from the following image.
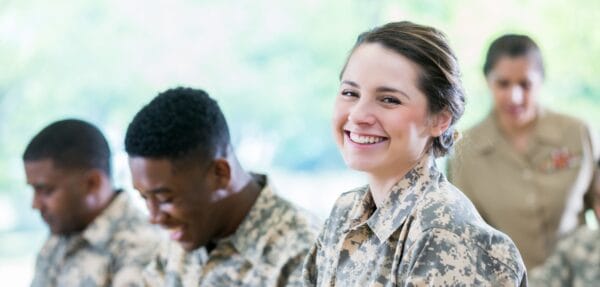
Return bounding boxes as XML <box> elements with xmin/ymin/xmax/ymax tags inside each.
<box><xmin>345</xmin><ymin>130</ymin><xmax>388</xmax><ymax>145</ymax></box>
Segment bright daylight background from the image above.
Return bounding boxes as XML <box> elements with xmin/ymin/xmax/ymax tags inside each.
<box><xmin>1</xmin><ymin>0</ymin><xmax>599</xmax><ymax>284</ymax></box>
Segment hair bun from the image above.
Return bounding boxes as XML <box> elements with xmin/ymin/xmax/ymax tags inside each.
<box><xmin>452</xmin><ymin>129</ymin><xmax>462</xmax><ymax>143</ymax></box>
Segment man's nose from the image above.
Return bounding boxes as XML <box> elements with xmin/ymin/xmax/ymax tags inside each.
<box><xmin>31</xmin><ymin>194</ymin><xmax>42</xmax><ymax>210</ymax></box>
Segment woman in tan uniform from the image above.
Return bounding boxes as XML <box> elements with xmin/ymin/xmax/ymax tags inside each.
<box><xmin>303</xmin><ymin>21</ymin><xmax>526</xmax><ymax>286</ymax></box>
<box><xmin>448</xmin><ymin>34</ymin><xmax>599</xmax><ymax>269</ymax></box>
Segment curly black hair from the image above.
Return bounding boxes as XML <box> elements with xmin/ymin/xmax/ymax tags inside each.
<box><xmin>125</xmin><ymin>87</ymin><xmax>230</xmax><ymax>162</ymax></box>
<box><xmin>23</xmin><ymin>119</ymin><xmax>112</xmax><ymax>177</ymax></box>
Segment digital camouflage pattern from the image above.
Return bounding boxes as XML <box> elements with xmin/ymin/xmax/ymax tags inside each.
<box><xmin>529</xmin><ymin>227</ymin><xmax>600</xmax><ymax>287</ymax></box>
<box><xmin>303</xmin><ymin>153</ymin><xmax>528</xmax><ymax>286</ymax></box>
<box><xmin>31</xmin><ymin>191</ymin><xmax>161</xmax><ymax>287</ymax></box>
<box><xmin>143</xmin><ymin>174</ymin><xmax>321</xmax><ymax>287</ymax></box>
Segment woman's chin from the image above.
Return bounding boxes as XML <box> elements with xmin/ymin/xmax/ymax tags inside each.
<box><xmin>344</xmin><ymin>159</ymin><xmax>377</xmax><ymax>173</ymax></box>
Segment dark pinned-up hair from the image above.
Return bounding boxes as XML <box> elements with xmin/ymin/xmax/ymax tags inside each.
<box><xmin>23</xmin><ymin>119</ymin><xmax>112</xmax><ymax>177</ymax></box>
<box><xmin>343</xmin><ymin>21</ymin><xmax>466</xmax><ymax>157</ymax></box>
<box><xmin>483</xmin><ymin>34</ymin><xmax>544</xmax><ymax>78</ymax></box>
<box><xmin>125</xmin><ymin>87</ymin><xmax>230</xmax><ymax>164</ymax></box>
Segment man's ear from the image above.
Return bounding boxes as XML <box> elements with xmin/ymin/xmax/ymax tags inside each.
<box><xmin>84</xmin><ymin>169</ymin><xmax>103</xmax><ymax>194</ymax></box>
<box><xmin>212</xmin><ymin>159</ymin><xmax>231</xmax><ymax>189</ymax></box>
<box><xmin>82</xmin><ymin>169</ymin><xmax>104</xmax><ymax>207</ymax></box>
<box><xmin>429</xmin><ymin>109</ymin><xmax>452</xmax><ymax>137</ymax></box>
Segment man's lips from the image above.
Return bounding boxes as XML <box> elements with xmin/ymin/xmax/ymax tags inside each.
<box><xmin>163</xmin><ymin>224</ymin><xmax>186</xmax><ymax>241</ymax></box>
<box><xmin>169</xmin><ymin>229</ymin><xmax>184</xmax><ymax>241</ymax></box>
<box><xmin>40</xmin><ymin>212</ymin><xmax>50</xmax><ymax>224</ymax></box>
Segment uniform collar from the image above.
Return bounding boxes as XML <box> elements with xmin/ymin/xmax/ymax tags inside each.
<box><xmin>472</xmin><ymin>107</ymin><xmax>560</xmax><ymax>154</ymax></box>
<box><xmin>220</xmin><ymin>173</ymin><xmax>277</xmax><ymax>266</ymax></box>
<box><xmin>80</xmin><ymin>190</ymin><xmax>132</xmax><ymax>249</ymax></box>
<box><xmin>348</xmin><ymin>153</ymin><xmax>440</xmax><ymax>243</ymax></box>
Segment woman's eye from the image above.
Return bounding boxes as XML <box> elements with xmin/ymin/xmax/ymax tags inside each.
<box><xmin>381</xmin><ymin>96</ymin><xmax>401</xmax><ymax>105</ymax></box>
<box><xmin>496</xmin><ymin>80</ymin><xmax>510</xmax><ymax>88</ymax></box>
<box><xmin>341</xmin><ymin>90</ymin><xmax>359</xmax><ymax>98</ymax></box>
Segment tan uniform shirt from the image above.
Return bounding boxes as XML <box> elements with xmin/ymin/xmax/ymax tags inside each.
<box><xmin>31</xmin><ymin>191</ymin><xmax>161</xmax><ymax>287</ymax></box>
<box><xmin>303</xmin><ymin>153</ymin><xmax>527</xmax><ymax>287</ymax></box>
<box><xmin>448</xmin><ymin>109</ymin><xmax>599</xmax><ymax>269</ymax></box>
<box><xmin>143</xmin><ymin>174</ymin><xmax>321</xmax><ymax>287</ymax></box>
<box><xmin>529</xmin><ymin>226</ymin><xmax>600</xmax><ymax>287</ymax></box>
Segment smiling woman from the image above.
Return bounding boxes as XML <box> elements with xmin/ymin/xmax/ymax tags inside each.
<box><xmin>302</xmin><ymin>21</ymin><xmax>527</xmax><ymax>286</ymax></box>
<box><xmin>333</xmin><ymin>43</ymin><xmax>437</xmax><ymax>205</ymax></box>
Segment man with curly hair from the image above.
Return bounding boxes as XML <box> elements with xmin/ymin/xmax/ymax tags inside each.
<box><xmin>125</xmin><ymin>87</ymin><xmax>321</xmax><ymax>287</ymax></box>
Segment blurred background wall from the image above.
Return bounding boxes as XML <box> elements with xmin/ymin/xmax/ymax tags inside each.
<box><xmin>1</xmin><ymin>0</ymin><xmax>599</xmax><ymax>284</ymax></box>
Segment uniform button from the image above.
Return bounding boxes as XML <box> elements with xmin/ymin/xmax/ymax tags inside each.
<box><xmin>522</xmin><ymin>169</ymin><xmax>533</xmax><ymax>180</ymax></box>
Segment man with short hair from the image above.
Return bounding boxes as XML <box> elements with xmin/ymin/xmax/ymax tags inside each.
<box><xmin>125</xmin><ymin>87</ymin><xmax>320</xmax><ymax>286</ymax></box>
<box><xmin>24</xmin><ymin>119</ymin><xmax>160</xmax><ymax>287</ymax></box>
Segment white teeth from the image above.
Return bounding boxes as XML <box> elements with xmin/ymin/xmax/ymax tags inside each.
<box><xmin>349</xmin><ymin>132</ymin><xmax>385</xmax><ymax>144</ymax></box>
<box><xmin>166</xmin><ymin>226</ymin><xmax>181</xmax><ymax>233</ymax></box>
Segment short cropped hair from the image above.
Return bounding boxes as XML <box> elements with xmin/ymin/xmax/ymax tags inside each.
<box><xmin>125</xmin><ymin>87</ymin><xmax>230</xmax><ymax>163</ymax></box>
<box><xmin>23</xmin><ymin>119</ymin><xmax>112</xmax><ymax>176</ymax></box>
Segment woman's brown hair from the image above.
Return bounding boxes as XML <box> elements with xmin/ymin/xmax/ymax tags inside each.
<box><xmin>342</xmin><ymin>21</ymin><xmax>466</xmax><ymax>157</ymax></box>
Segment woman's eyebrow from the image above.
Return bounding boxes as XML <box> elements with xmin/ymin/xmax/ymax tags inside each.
<box><xmin>375</xmin><ymin>86</ymin><xmax>410</xmax><ymax>100</ymax></box>
<box><xmin>341</xmin><ymin>80</ymin><xmax>359</xmax><ymax>88</ymax></box>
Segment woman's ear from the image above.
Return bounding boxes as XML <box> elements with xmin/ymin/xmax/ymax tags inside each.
<box><xmin>429</xmin><ymin>109</ymin><xmax>452</xmax><ymax>137</ymax></box>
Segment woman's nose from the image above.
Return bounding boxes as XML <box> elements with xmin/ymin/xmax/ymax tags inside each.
<box><xmin>348</xmin><ymin>99</ymin><xmax>376</xmax><ymax>125</ymax></box>
<box><xmin>509</xmin><ymin>85</ymin><xmax>525</xmax><ymax>105</ymax></box>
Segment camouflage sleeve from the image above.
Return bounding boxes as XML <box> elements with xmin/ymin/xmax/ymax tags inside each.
<box><xmin>30</xmin><ymin>252</ymin><xmax>49</xmax><ymax>287</ymax></box>
<box><xmin>528</xmin><ymin>238</ymin><xmax>573</xmax><ymax>287</ymax></box>
<box><xmin>276</xmin><ymin>252</ymin><xmax>308</xmax><ymax>287</ymax></box>
<box><xmin>112</xmin><ymin>265</ymin><xmax>148</xmax><ymax>287</ymax></box>
<box><xmin>402</xmin><ymin>228</ymin><xmax>525</xmax><ymax>286</ymax></box>
<box><xmin>301</xmin><ymin>240</ymin><xmax>320</xmax><ymax>287</ymax></box>
<box><xmin>142</xmin><ymin>250</ymin><xmax>168</xmax><ymax>287</ymax></box>
<box><xmin>112</xmin><ymin>238</ymin><xmax>160</xmax><ymax>287</ymax></box>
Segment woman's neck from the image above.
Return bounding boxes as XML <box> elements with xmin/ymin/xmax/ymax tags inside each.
<box><xmin>497</xmin><ymin>113</ymin><xmax>537</xmax><ymax>154</ymax></box>
<box><xmin>367</xmin><ymin>156</ymin><xmax>424</xmax><ymax>208</ymax></box>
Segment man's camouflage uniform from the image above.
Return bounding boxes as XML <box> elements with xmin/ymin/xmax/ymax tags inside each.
<box><xmin>143</xmin><ymin>174</ymin><xmax>321</xmax><ymax>287</ymax></box>
<box><xmin>530</xmin><ymin>227</ymin><xmax>600</xmax><ymax>287</ymax></box>
<box><xmin>31</xmin><ymin>191</ymin><xmax>161</xmax><ymax>287</ymax></box>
